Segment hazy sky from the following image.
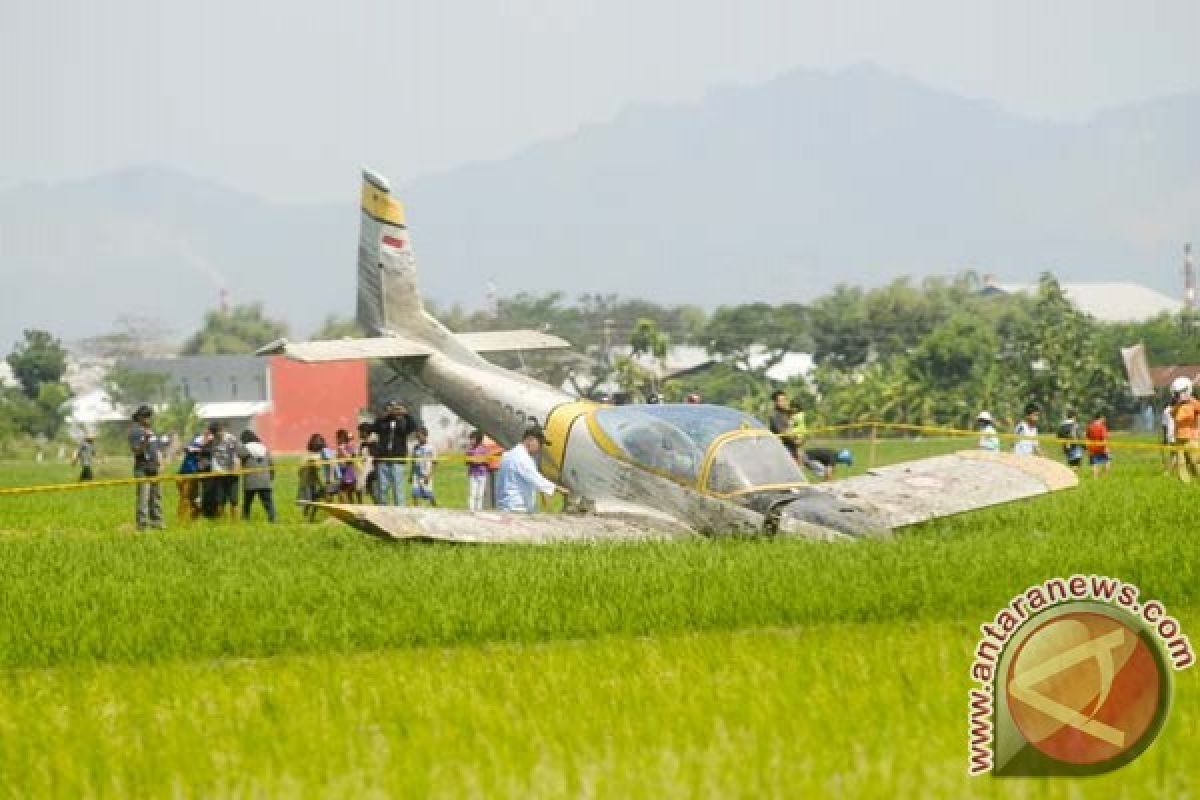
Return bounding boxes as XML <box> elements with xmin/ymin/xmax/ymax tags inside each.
<box><xmin>2</xmin><ymin>0</ymin><xmax>1197</xmax><ymax>201</ymax></box>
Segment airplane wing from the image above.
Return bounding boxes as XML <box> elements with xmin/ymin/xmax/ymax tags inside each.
<box><xmin>258</xmin><ymin>329</ymin><xmax>570</xmax><ymax>363</ymax></box>
<box><xmin>313</xmin><ymin>503</ymin><xmax>698</xmax><ymax>544</ymax></box>
<box><xmin>454</xmin><ymin>330</ymin><xmax>571</xmax><ymax>353</ymax></box>
<box><xmin>807</xmin><ymin>450</ymin><xmax>1078</xmax><ymax>529</ymax></box>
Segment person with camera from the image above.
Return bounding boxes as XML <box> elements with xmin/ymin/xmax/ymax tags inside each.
<box><xmin>128</xmin><ymin>405</ymin><xmax>165</xmax><ymax>531</ymax></box>
<box><xmin>373</xmin><ymin>400</ymin><xmax>417</xmax><ymax>506</ymax></box>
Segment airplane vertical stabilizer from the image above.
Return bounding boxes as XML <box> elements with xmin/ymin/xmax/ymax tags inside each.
<box><xmin>355</xmin><ymin>169</ymin><xmax>481</xmax><ymax>366</ymax></box>
<box><xmin>357</xmin><ymin>169</ymin><xmax>422</xmax><ymax>333</ymax></box>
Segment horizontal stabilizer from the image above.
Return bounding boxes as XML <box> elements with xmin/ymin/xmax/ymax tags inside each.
<box><xmin>454</xmin><ymin>330</ymin><xmax>571</xmax><ymax>353</ymax></box>
<box><xmin>314</xmin><ymin>504</ymin><xmax>697</xmax><ymax>544</ymax></box>
<box><xmin>258</xmin><ymin>329</ymin><xmax>571</xmax><ymax>363</ymax></box>
<box><xmin>257</xmin><ymin>336</ymin><xmax>432</xmax><ymax>362</ymax></box>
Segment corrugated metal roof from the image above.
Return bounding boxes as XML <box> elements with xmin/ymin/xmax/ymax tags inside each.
<box><xmin>1149</xmin><ymin>366</ymin><xmax>1200</xmax><ymax>389</ymax></box>
<box><xmin>993</xmin><ymin>282</ymin><xmax>1182</xmax><ymax>322</ymax></box>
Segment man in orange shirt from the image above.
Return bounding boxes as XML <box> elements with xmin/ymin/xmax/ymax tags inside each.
<box><xmin>1085</xmin><ymin>411</ymin><xmax>1111</xmax><ymax>478</ymax></box>
<box><xmin>1170</xmin><ymin>377</ymin><xmax>1200</xmax><ymax>482</ymax></box>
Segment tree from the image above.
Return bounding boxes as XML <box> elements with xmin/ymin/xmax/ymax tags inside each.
<box><xmin>312</xmin><ymin>316</ymin><xmax>365</xmax><ymax>340</ymax></box>
<box><xmin>2</xmin><ymin>382</ymin><xmax>71</xmax><ymax>439</ymax></box>
<box><xmin>705</xmin><ymin>303</ymin><xmax>811</xmax><ymax>375</ymax></box>
<box><xmin>808</xmin><ymin>286</ymin><xmax>871</xmax><ymax>367</ymax></box>
<box><xmin>7</xmin><ymin>330</ymin><xmax>68</xmax><ymax>398</ymax></box>
<box><xmin>106</xmin><ymin>366</ymin><xmax>172</xmax><ymax>407</ymax></box>
<box><xmin>1005</xmin><ymin>273</ymin><xmax>1125</xmax><ymax>422</ymax></box>
<box><xmin>76</xmin><ymin>315</ymin><xmax>174</xmax><ymax>359</ymax></box>
<box><xmin>180</xmin><ymin>304</ymin><xmax>288</xmax><ymax>355</ymax></box>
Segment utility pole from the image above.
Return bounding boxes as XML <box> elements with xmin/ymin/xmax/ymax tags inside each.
<box><xmin>1185</xmin><ymin>243</ymin><xmax>1195</xmax><ymax>334</ymax></box>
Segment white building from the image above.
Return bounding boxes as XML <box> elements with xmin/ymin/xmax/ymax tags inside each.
<box><xmin>986</xmin><ymin>280</ymin><xmax>1183</xmax><ymax>323</ymax></box>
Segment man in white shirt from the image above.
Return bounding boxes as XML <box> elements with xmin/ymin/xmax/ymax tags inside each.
<box><xmin>496</xmin><ymin>427</ymin><xmax>568</xmax><ymax>513</ymax></box>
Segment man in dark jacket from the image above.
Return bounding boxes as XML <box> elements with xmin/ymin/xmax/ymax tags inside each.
<box><xmin>373</xmin><ymin>400</ymin><xmax>417</xmax><ymax>505</ymax></box>
<box><xmin>768</xmin><ymin>390</ymin><xmax>799</xmax><ymax>462</ymax></box>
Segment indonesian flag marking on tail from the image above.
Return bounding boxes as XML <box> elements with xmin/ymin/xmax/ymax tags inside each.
<box><xmin>382</xmin><ymin>233</ymin><xmax>407</xmax><ymax>251</ymax></box>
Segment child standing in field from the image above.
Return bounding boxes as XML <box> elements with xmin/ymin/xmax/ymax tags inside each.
<box><xmin>357</xmin><ymin>422</ymin><xmax>377</xmax><ymax>503</ymax></box>
<box><xmin>1013</xmin><ymin>402</ymin><xmax>1042</xmax><ymax>457</ymax></box>
<box><xmin>176</xmin><ymin>429</ymin><xmax>210</xmax><ymax>522</ymax></box>
<box><xmin>410</xmin><ymin>426</ymin><xmax>437</xmax><ymax>507</ymax></box>
<box><xmin>335</xmin><ymin>429</ymin><xmax>361</xmax><ymax>503</ymax></box>
<box><xmin>1085</xmin><ymin>411</ymin><xmax>1111</xmax><ymax>478</ymax></box>
<box><xmin>319</xmin><ymin>437</ymin><xmax>341</xmax><ymax>500</ymax></box>
<box><xmin>466</xmin><ymin>430</ymin><xmax>489</xmax><ymax>511</ymax></box>
<box><xmin>976</xmin><ymin>411</ymin><xmax>999</xmax><ymax>452</ymax></box>
<box><xmin>72</xmin><ymin>433</ymin><xmax>96</xmax><ymax>481</ymax></box>
<box><xmin>297</xmin><ymin>433</ymin><xmax>327</xmax><ymax>521</ymax></box>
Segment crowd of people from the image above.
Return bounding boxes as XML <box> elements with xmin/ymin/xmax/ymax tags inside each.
<box><xmin>974</xmin><ymin>402</ymin><xmax>1113</xmax><ymax>478</ymax></box>
<box><xmin>118</xmin><ymin>399</ymin><xmax>567</xmax><ymax>530</ymax></box>
<box><xmin>107</xmin><ymin>379</ymin><xmax>1200</xmax><ymax>530</ymax></box>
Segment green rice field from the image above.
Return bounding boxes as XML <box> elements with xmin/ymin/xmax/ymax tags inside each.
<box><xmin>0</xmin><ymin>435</ymin><xmax>1196</xmax><ymax>797</ymax></box>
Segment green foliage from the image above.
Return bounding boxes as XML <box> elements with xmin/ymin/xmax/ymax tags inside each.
<box><xmin>155</xmin><ymin>397</ymin><xmax>201</xmax><ymax>441</ymax></box>
<box><xmin>1</xmin><ymin>329</ymin><xmax>72</xmax><ymax>440</ymax></box>
<box><xmin>1</xmin><ymin>383</ymin><xmax>71</xmax><ymax>439</ymax></box>
<box><xmin>311</xmin><ymin>315</ymin><xmax>365</xmax><ymax>340</ymax></box>
<box><xmin>105</xmin><ymin>366</ymin><xmax>171</xmax><ymax>407</ymax></box>
<box><xmin>0</xmin><ymin>452</ymin><xmax>1195</xmax><ymax>796</ymax></box>
<box><xmin>705</xmin><ymin>302</ymin><xmax>810</xmax><ymax>374</ymax></box>
<box><xmin>6</xmin><ymin>329</ymin><xmax>68</xmax><ymax>398</ymax></box>
<box><xmin>180</xmin><ymin>303</ymin><xmax>288</xmax><ymax>355</ymax></box>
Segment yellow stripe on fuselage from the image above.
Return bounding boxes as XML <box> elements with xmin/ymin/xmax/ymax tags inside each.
<box><xmin>361</xmin><ymin>181</ymin><xmax>407</xmax><ymax>226</ymax></box>
<box><xmin>542</xmin><ymin>400</ymin><xmax>598</xmax><ymax>482</ymax></box>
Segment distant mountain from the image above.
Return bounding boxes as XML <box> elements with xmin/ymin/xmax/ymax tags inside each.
<box><xmin>1</xmin><ymin>63</ymin><xmax>1197</xmax><ymax>348</ymax></box>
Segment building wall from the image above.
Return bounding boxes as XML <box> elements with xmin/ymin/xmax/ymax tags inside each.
<box><xmin>123</xmin><ymin>356</ymin><xmax>268</xmax><ymax>403</ymax></box>
<box><xmin>254</xmin><ymin>357</ymin><xmax>367</xmax><ymax>452</ymax></box>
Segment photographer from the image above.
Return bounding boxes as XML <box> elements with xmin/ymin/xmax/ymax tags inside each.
<box><xmin>373</xmin><ymin>400</ymin><xmax>417</xmax><ymax>506</ymax></box>
<box><xmin>128</xmin><ymin>405</ymin><xmax>165</xmax><ymax>531</ymax></box>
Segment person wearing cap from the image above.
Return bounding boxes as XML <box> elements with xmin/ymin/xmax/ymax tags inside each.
<box><xmin>72</xmin><ymin>432</ymin><xmax>97</xmax><ymax>481</ymax></box>
<box><xmin>496</xmin><ymin>427</ymin><xmax>568</xmax><ymax>513</ymax></box>
<box><xmin>373</xmin><ymin>400</ymin><xmax>417</xmax><ymax>506</ymax></box>
<box><xmin>128</xmin><ymin>405</ymin><xmax>165</xmax><ymax>530</ymax></box>
<box><xmin>976</xmin><ymin>411</ymin><xmax>999</xmax><ymax>452</ymax></box>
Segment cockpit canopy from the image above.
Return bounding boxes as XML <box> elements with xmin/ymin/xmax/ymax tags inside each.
<box><xmin>589</xmin><ymin>404</ymin><xmax>805</xmax><ymax>495</ymax></box>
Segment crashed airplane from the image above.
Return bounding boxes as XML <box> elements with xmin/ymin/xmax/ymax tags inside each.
<box><xmin>259</xmin><ymin>169</ymin><xmax>1078</xmax><ymax>543</ymax></box>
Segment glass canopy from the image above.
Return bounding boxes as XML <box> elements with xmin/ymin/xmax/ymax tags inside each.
<box><xmin>589</xmin><ymin>404</ymin><xmax>805</xmax><ymax>494</ymax></box>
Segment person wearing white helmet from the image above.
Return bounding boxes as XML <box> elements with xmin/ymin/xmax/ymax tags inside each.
<box><xmin>1169</xmin><ymin>376</ymin><xmax>1200</xmax><ymax>481</ymax></box>
<box><xmin>976</xmin><ymin>411</ymin><xmax>1000</xmax><ymax>451</ymax></box>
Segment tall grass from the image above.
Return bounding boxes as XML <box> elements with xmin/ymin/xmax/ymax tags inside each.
<box><xmin>0</xmin><ymin>441</ymin><xmax>1195</xmax><ymax>797</ymax></box>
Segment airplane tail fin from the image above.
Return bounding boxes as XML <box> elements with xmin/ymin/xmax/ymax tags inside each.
<box><xmin>355</xmin><ymin>169</ymin><xmax>481</xmax><ymax>363</ymax></box>
<box><xmin>257</xmin><ymin>170</ymin><xmax>571</xmax><ymax>365</ymax></box>
<box><xmin>357</xmin><ymin>168</ymin><xmax>424</xmax><ymax>334</ymax></box>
